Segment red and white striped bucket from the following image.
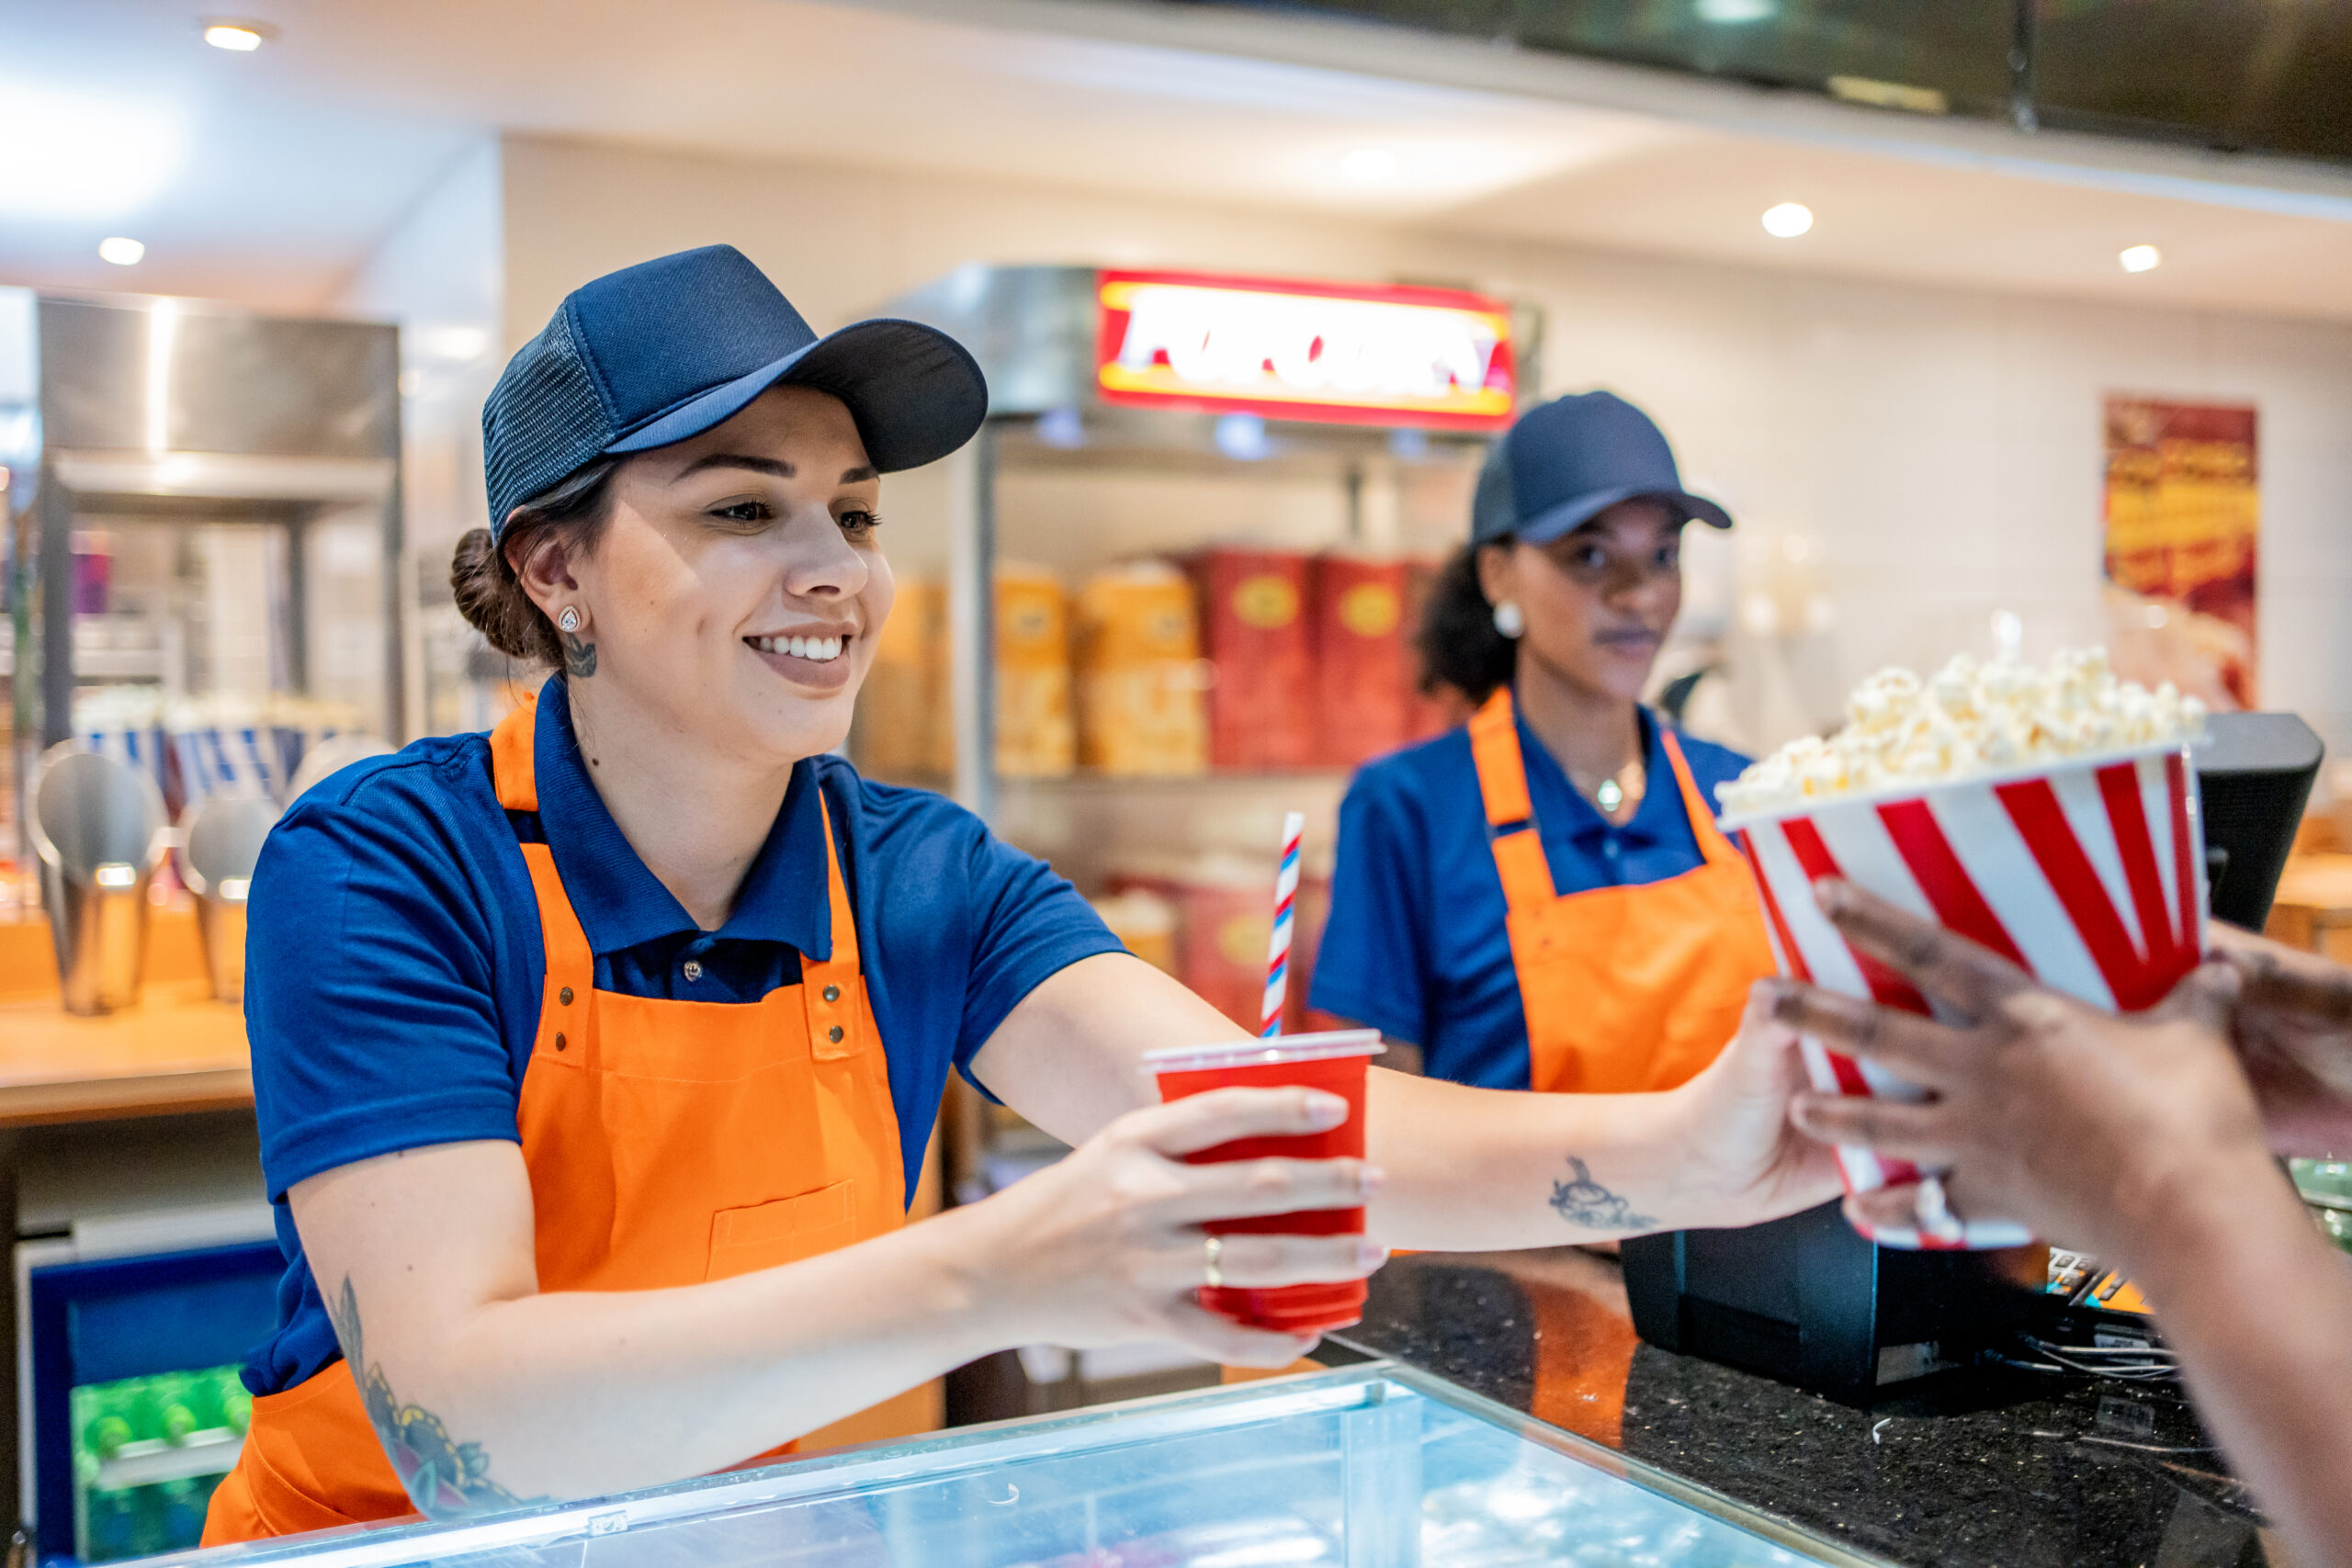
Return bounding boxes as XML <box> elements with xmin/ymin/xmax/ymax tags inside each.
<box><xmin>1723</xmin><ymin>741</ymin><xmax>2207</xmax><ymax>1249</ymax></box>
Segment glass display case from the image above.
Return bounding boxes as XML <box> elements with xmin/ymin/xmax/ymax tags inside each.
<box><xmin>157</xmin><ymin>1365</ymin><xmax>1866</xmax><ymax>1568</ymax></box>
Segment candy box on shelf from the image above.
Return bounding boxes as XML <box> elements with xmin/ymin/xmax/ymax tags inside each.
<box><xmin>1722</xmin><ymin>739</ymin><xmax>2207</xmax><ymax>1249</ymax></box>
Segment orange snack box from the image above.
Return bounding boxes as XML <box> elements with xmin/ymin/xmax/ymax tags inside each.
<box><xmin>996</xmin><ymin>564</ymin><xmax>1076</xmax><ymax>778</ymax></box>
<box><xmin>1075</xmin><ymin>562</ymin><xmax>1208</xmax><ymax>776</ymax></box>
<box><xmin>854</xmin><ymin>577</ymin><xmax>952</xmax><ymax>780</ymax></box>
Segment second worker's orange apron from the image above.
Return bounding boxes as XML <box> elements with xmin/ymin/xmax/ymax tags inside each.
<box><xmin>1469</xmin><ymin>688</ymin><xmax>1776</xmax><ymax>1094</ymax></box>
<box><xmin>205</xmin><ymin>694</ymin><xmax>907</xmax><ymax>1542</ymax></box>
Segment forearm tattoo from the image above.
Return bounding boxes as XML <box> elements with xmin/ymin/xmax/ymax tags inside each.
<box><xmin>1549</xmin><ymin>1157</ymin><xmax>1657</xmax><ymax>1232</ymax></box>
<box><xmin>561</xmin><ymin>626</ymin><xmax>597</xmax><ymax>678</ymax></box>
<box><xmin>330</xmin><ymin>1276</ymin><xmax>546</xmax><ymax>1520</ymax></box>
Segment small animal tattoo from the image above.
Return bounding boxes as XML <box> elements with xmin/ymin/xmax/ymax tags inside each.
<box><xmin>1549</xmin><ymin>1157</ymin><xmax>1657</xmax><ymax>1232</ymax></box>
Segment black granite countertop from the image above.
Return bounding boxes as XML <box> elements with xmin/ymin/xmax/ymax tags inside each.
<box><xmin>1329</xmin><ymin>1248</ymin><xmax>2278</xmax><ymax>1568</ymax></box>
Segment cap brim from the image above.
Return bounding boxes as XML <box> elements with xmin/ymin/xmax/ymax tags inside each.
<box><xmin>1511</xmin><ymin>484</ymin><xmax>1734</xmax><ymax>543</ymax></box>
<box><xmin>605</xmin><ymin>318</ymin><xmax>988</xmax><ymax>472</ymax></box>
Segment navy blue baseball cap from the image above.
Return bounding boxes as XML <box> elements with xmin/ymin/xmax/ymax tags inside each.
<box><xmin>482</xmin><ymin>245</ymin><xmax>987</xmax><ymax>536</ymax></box>
<box><xmin>1471</xmin><ymin>390</ymin><xmax>1730</xmax><ymax>547</ymax></box>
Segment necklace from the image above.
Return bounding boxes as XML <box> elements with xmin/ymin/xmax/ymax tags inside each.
<box><xmin>1590</xmin><ymin>757</ymin><xmax>1646</xmax><ymax>818</ymax></box>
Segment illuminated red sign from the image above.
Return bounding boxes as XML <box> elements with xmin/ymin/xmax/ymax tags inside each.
<box><xmin>1096</xmin><ymin>269</ymin><xmax>1516</xmax><ymax>431</ymax></box>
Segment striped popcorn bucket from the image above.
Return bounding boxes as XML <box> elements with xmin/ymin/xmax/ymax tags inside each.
<box><xmin>1724</xmin><ymin>740</ymin><xmax>2206</xmax><ymax>1249</ymax></box>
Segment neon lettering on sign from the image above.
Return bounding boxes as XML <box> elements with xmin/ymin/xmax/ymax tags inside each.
<box><xmin>1096</xmin><ymin>269</ymin><xmax>1515</xmax><ymax>430</ymax></box>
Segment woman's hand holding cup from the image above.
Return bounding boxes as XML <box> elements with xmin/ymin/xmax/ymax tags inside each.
<box><xmin>952</xmin><ymin>1087</ymin><xmax>1385</xmax><ymax>1369</ymax></box>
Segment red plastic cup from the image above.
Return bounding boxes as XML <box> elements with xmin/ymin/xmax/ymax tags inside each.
<box><xmin>1145</xmin><ymin>1030</ymin><xmax>1385</xmax><ymax>1335</ymax></box>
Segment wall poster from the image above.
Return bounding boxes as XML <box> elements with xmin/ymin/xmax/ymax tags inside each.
<box><xmin>2101</xmin><ymin>397</ymin><xmax>2258</xmax><ymax>710</ymax></box>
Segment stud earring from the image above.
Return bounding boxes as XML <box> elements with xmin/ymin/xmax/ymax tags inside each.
<box><xmin>1492</xmin><ymin>600</ymin><xmax>1525</xmax><ymax>639</ymax></box>
<box><xmin>558</xmin><ymin>607</ymin><xmax>582</xmax><ymax>634</ymax></box>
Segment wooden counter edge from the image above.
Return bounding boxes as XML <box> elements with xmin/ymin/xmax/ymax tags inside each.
<box><xmin>0</xmin><ymin>1068</ymin><xmax>254</xmax><ymax>1128</ymax></box>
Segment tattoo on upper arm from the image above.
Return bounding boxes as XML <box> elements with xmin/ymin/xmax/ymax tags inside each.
<box><xmin>1549</xmin><ymin>1157</ymin><xmax>1657</xmax><ymax>1232</ymax></box>
<box><xmin>560</xmin><ymin>627</ymin><xmax>597</xmax><ymax>678</ymax></box>
<box><xmin>329</xmin><ymin>1276</ymin><xmax>546</xmax><ymax>1520</ymax></box>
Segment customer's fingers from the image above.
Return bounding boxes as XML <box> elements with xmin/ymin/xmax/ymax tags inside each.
<box><xmin>2155</xmin><ymin>960</ymin><xmax>2243</xmax><ymax>1035</ymax></box>
<box><xmin>1789</xmin><ymin>1089</ymin><xmax>1954</xmax><ymax>1164</ymax></box>
<box><xmin>2213</xmin><ymin>922</ymin><xmax>2352</xmax><ymax>1029</ymax></box>
<box><xmin>1814</xmin><ymin>879</ymin><xmax>2031</xmax><ymax>1018</ymax></box>
<box><xmin>1770</xmin><ymin>982</ymin><xmax>1967</xmax><ymax>1084</ymax></box>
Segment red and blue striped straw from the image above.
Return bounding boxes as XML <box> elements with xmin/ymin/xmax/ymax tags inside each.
<box><xmin>1261</xmin><ymin>811</ymin><xmax>1306</xmax><ymax>1037</ymax></box>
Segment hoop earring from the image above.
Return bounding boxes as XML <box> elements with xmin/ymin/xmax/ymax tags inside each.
<box><xmin>1492</xmin><ymin>600</ymin><xmax>1525</xmax><ymax>639</ymax></box>
<box><xmin>558</xmin><ymin>607</ymin><xmax>582</xmax><ymax>634</ymax></box>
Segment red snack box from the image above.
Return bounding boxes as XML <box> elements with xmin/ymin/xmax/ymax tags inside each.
<box><xmin>1308</xmin><ymin>557</ymin><xmax>1408</xmax><ymax>767</ymax></box>
<box><xmin>1193</xmin><ymin>548</ymin><xmax>1315</xmax><ymax>771</ymax></box>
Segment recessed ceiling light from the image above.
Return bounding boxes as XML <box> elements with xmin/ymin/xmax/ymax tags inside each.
<box><xmin>1761</xmin><ymin>201</ymin><xmax>1813</xmax><ymax>238</ymax></box>
<box><xmin>2119</xmin><ymin>243</ymin><xmax>2162</xmax><ymax>273</ymax></box>
<box><xmin>1695</xmin><ymin>0</ymin><xmax>1776</xmax><ymax>21</ymax></box>
<box><xmin>97</xmin><ymin>236</ymin><xmax>146</xmax><ymax>265</ymax></box>
<box><xmin>201</xmin><ymin>18</ymin><xmax>274</xmax><ymax>51</ymax></box>
<box><xmin>1340</xmin><ymin>147</ymin><xmax>1398</xmax><ymax>185</ymax></box>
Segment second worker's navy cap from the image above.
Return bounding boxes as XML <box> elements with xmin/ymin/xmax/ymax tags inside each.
<box><xmin>482</xmin><ymin>244</ymin><xmax>988</xmax><ymax>535</ymax></box>
<box><xmin>1471</xmin><ymin>390</ymin><xmax>1731</xmax><ymax>546</ymax></box>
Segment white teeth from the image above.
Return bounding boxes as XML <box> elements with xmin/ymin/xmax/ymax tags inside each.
<box><xmin>748</xmin><ymin>634</ymin><xmax>845</xmax><ymax>662</ymax></box>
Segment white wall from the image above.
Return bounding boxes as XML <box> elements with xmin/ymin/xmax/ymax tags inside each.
<box><xmin>336</xmin><ymin>138</ymin><xmax>506</xmax><ymax>737</ymax></box>
<box><xmin>496</xmin><ymin>133</ymin><xmax>2352</xmax><ymax>761</ymax></box>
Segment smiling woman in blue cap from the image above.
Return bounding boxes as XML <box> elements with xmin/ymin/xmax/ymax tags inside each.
<box><xmin>1312</xmin><ymin>393</ymin><xmax>1777</xmax><ymax>1095</ymax></box>
<box><xmin>205</xmin><ymin>254</ymin><xmax>1833</xmax><ymax>1541</ymax></box>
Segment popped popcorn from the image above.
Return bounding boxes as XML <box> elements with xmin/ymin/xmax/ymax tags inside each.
<box><xmin>1716</xmin><ymin>647</ymin><xmax>2207</xmax><ymax>817</ymax></box>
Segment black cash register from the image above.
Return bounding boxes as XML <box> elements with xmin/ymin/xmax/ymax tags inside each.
<box><xmin>1623</xmin><ymin>711</ymin><xmax>2324</xmax><ymax>1404</ymax></box>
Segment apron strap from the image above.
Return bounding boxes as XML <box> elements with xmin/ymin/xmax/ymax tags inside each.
<box><xmin>1467</xmin><ymin>688</ymin><xmax>1558</xmax><ymax>911</ymax></box>
<box><xmin>490</xmin><ymin>690</ymin><xmax>541</xmax><ymax>813</ymax></box>
<box><xmin>1658</xmin><ymin>730</ymin><xmax>1741</xmax><ymax>866</ymax></box>
<box><xmin>488</xmin><ymin>694</ymin><xmax>596</xmax><ymax>1050</ymax></box>
<box><xmin>804</xmin><ymin>793</ymin><xmax>865</xmax><ymax>1062</ymax></box>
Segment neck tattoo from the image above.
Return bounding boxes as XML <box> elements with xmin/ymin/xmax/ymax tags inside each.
<box><xmin>560</xmin><ymin>620</ymin><xmax>597</xmax><ymax>677</ymax></box>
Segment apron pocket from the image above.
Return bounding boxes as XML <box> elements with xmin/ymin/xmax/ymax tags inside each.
<box><xmin>708</xmin><ymin>1180</ymin><xmax>858</xmax><ymax>1280</ymax></box>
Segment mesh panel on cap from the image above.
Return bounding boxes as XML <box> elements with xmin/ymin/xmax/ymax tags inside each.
<box><xmin>1471</xmin><ymin>437</ymin><xmax>1519</xmax><ymax>543</ymax></box>
<box><xmin>483</xmin><ymin>309</ymin><xmax>615</xmax><ymax>534</ymax></box>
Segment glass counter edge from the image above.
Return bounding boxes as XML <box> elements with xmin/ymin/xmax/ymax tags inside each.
<box><xmin>128</xmin><ymin>1364</ymin><xmax>1408</xmax><ymax>1568</ymax></box>
<box><xmin>136</xmin><ymin>1360</ymin><xmax>1897</xmax><ymax>1568</ymax></box>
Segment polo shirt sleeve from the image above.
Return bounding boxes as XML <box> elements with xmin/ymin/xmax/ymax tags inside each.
<box><xmin>952</xmin><ymin>820</ymin><xmax>1125</xmax><ymax>1073</ymax></box>
<box><xmin>1310</xmin><ymin>762</ymin><xmax>1433</xmax><ymax>1047</ymax></box>
<box><xmin>245</xmin><ymin>763</ymin><xmax>526</xmax><ymax>1201</ymax></box>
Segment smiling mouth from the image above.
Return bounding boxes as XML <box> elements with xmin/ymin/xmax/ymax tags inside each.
<box><xmin>746</xmin><ymin>633</ymin><xmax>850</xmax><ymax>663</ymax></box>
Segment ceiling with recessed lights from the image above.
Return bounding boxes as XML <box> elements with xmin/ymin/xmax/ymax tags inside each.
<box><xmin>0</xmin><ymin>0</ymin><xmax>2347</xmax><ymax>321</ymax></box>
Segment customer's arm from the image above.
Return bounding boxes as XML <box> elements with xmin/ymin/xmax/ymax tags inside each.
<box><xmin>1778</xmin><ymin>882</ymin><xmax>2352</xmax><ymax>1568</ymax></box>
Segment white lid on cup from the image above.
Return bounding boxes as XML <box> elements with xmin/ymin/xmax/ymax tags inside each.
<box><xmin>1142</xmin><ymin>1030</ymin><xmax>1385</xmax><ymax>1076</ymax></box>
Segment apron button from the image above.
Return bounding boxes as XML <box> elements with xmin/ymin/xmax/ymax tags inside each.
<box><xmin>822</xmin><ymin>984</ymin><xmax>840</xmax><ymax>1003</ymax></box>
<box><xmin>554</xmin><ymin>1032</ymin><xmax>568</xmax><ymax>1052</ymax></box>
<box><xmin>827</xmin><ymin>1024</ymin><xmax>844</xmax><ymax>1044</ymax></box>
<box><xmin>559</xmin><ymin>987</ymin><xmax>573</xmax><ymax>1006</ymax></box>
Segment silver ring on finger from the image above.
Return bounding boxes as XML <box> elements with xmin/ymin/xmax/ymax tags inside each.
<box><xmin>1203</xmin><ymin>1233</ymin><xmax>1225</xmax><ymax>1289</ymax></box>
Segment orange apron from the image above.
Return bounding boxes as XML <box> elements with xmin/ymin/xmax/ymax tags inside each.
<box><xmin>1469</xmin><ymin>688</ymin><xmax>1776</xmax><ymax>1094</ymax></box>
<box><xmin>204</xmin><ymin>695</ymin><xmax>907</xmax><ymax>1542</ymax></box>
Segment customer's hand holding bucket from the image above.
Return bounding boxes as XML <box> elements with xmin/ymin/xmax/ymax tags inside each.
<box><xmin>1773</xmin><ymin>880</ymin><xmax>2262</xmax><ymax>1261</ymax></box>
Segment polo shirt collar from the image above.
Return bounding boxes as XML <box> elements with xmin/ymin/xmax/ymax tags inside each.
<box><xmin>531</xmin><ymin>677</ymin><xmax>833</xmax><ymax>959</ymax></box>
<box><xmin>1515</xmin><ymin>699</ymin><xmax>1677</xmax><ymax>847</ymax></box>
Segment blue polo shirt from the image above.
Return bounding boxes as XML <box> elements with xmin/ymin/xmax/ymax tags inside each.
<box><xmin>1308</xmin><ymin>703</ymin><xmax>1748</xmax><ymax>1089</ymax></box>
<box><xmin>242</xmin><ymin>676</ymin><xmax>1120</xmax><ymax>1395</ymax></box>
